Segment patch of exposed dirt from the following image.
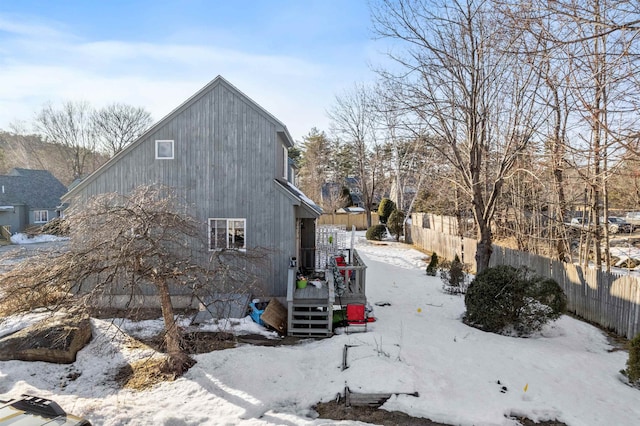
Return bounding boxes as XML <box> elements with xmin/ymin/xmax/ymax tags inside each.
<box><xmin>314</xmin><ymin>401</ymin><xmax>449</xmax><ymax>425</ymax></box>
<box><xmin>115</xmin><ymin>356</ymin><xmax>177</xmax><ymax>390</ymax></box>
<box><xmin>315</xmin><ymin>401</ymin><xmax>567</xmax><ymax>426</ymax></box>
<box><xmin>139</xmin><ymin>331</ymin><xmax>300</xmax><ymax>355</ymax></box>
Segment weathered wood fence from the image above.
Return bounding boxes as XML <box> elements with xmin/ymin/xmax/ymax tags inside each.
<box><xmin>318</xmin><ymin>212</ymin><xmax>379</xmax><ymax>230</ymax></box>
<box><xmin>409</xmin><ymin>214</ymin><xmax>640</xmax><ymax>339</ymax></box>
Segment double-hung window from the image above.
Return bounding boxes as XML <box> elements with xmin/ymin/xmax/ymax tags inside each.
<box><xmin>34</xmin><ymin>210</ymin><xmax>49</xmax><ymax>223</ymax></box>
<box><xmin>209</xmin><ymin>218</ymin><xmax>246</xmax><ymax>251</ymax></box>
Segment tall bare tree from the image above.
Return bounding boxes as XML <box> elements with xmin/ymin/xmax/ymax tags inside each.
<box><xmin>34</xmin><ymin>101</ymin><xmax>97</xmax><ymax>180</ymax></box>
<box><xmin>371</xmin><ymin>0</ymin><xmax>543</xmax><ymax>272</ymax></box>
<box><xmin>512</xmin><ymin>0</ymin><xmax>640</xmax><ymax>269</ymax></box>
<box><xmin>328</xmin><ymin>83</ymin><xmax>383</xmax><ymax>228</ymax></box>
<box><xmin>92</xmin><ymin>103</ymin><xmax>153</xmax><ymax>156</ymax></box>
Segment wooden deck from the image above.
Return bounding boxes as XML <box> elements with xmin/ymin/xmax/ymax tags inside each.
<box><xmin>287</xmin><ymin>248</ymin><xmax>367</xmax><ymax>337</ymax></box>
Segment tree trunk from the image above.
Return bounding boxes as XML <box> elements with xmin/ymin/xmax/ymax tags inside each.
<box><xmin>475</xmin><ymin>223</ymin><xmax>493</xmax><ymax>274</ymax></box>
<box><xmin>157</xmin><ymin>278</ymin><xmax>194</xmax><ymax>375</ymax></box>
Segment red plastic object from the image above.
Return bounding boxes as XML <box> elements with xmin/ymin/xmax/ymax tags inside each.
<box><xmin>346</xmin><ymin>304</ymin><xmax>367</xmax><ymax>325</ymax></box>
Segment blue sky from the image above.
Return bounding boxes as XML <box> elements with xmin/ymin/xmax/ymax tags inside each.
<box><xmin>0</xmin><ymin>0</ymin><xmax>383</xmax><ymax>142</ymax></box>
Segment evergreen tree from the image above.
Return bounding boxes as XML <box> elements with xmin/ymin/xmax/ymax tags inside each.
<box><xmin>426</xmin><ymin>252</ymin><xmax>438</xmax><ymax>276</ymax></box>
<box><xmin>298</xmin><ymin>128</ymin><xmax>332</xmax><ymax>203</ymax></box>
<box><xmin>378</xmin><ymin>198</ymin><xmax>396</xmax><ymax>224</ymax></box>
<box><xmin>387</xmin><ymin>209</ymin><xmax>405</xmax><ymax>241</ymax></box>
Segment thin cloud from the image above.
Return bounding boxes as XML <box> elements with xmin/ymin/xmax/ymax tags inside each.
<box><xmin>0</xmin><ymin>14</ymin><xmax>70</xmax><ymax>40</ymax></box>
<box><xmin>0</xmin><ymin>9</ymin><xmax>379</xmax><ymax>141</ymax></box>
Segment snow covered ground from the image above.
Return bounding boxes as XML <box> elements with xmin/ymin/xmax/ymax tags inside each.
<box><xmin>9</xmin><ymin>233</ymin><xmax>69</xmax><ymax>245</ymax></box>
<box><xmin>1</xmin><ymin>233</ymin><xmax>639</xmax><ymax>425</ymax></box>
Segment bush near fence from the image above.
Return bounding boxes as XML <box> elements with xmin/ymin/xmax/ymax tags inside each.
<box><xmin>409</xmin><ymin>213</ymin><xmax>640</xmax><ymax>339</ymax></box>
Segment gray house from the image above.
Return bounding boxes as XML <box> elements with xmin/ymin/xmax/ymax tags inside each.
<box><xmin>0</xmin><ymin>168</ymin><xmax>67</xmax><ymax>235</ymax></box>
<box><xmin>62</xmin><ymin>76</ymin><xmax>321</xmax><ymax>300</ymax></box>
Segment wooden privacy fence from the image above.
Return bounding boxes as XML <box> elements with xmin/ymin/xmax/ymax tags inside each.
<box><xmin>409</xmin><ymin>222</ymin><xmax>640</xmax><ymax>339</ymax></box>
<box><xmin>409</xmin><ymin>225</ymin><xmax>477</xmax><ymax>267</ymax></box>
<box><xmin>319</xmin><ymin>212</ymin><xmax>379</xmax><ymax>230</ymax></box>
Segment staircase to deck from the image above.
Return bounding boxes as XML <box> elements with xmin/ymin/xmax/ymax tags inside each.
<box><xmin>286</xmin><ymin>269</ymin><xmax>334</xmax><ymax>337</ymax></box>
<box><xmin>289</xmin><ymin>299</ymin><xmax>333</xmax><ymax>337</ymax></box>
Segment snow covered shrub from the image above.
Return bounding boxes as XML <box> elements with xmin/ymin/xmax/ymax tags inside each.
<box><xmin>387</xmin><ymin>210</ymin><xmax>405</xmax><ymax>241</ymax></box>
<box><xmin>366</xmin><ymin>224</ymin><xmax>387</xmax><ymax>241</ymax></box>
<box><xmin>426</xmin><ymin>252</ymin><xmax>438</xmax><ymax>276</ymax></box>
<box><xmin>624</xmin><ymin>334</ymin><xmax>640</xmax><ymax>386</ymax></box>
<box><xmin>377</xmin><ymin>198</ymin><xmax>395</xmax><ymax>224</ymax></box>
<box><xmin>440</xmin><ymin>254</ymin><xmax>469</xmax><ymax>294</ymax></box>
<box><xmin>464</xmin><ymin>265</ymin><xmax>566</xmax><ymax>336</ymax></box>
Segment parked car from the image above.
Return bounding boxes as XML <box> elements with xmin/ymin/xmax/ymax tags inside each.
<box><xmin>569</xmin><ymin>216</ymin><xmax>633</xmax><ymax>234</ymax></box>
<box><xmin>569</xmin><ymin>216</ymin><xmax>591</xmax><ymax>230</ymax></box>
<box><xmin>625</xmin><ymin>212</ymin><xmax>640</xmax><ymax>231</ymax></box>
<box><xmin>602</xmin><ymin>217</ymin><xmax>633</xmax><ymax>234</ymax></box>
<box><xmin>0</xmin><ymin>395</ymin><xmax>91</xmax><ymax>426</ymax></box>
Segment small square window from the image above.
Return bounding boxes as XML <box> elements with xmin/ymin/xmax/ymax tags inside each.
<box><xmin>156</xmin><ymin>140</ymin><xmax>174</xmax><ymax>159</ymax></box>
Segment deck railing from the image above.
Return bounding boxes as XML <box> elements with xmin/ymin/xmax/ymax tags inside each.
<box><xmin>291</xmin><ymin>248</ymin><xmax>367</xmax><ymax>303</ymax></box>
<box><xmin>329</xmin><ymin>249</ymin><xmax>367</xmax><ymax>304</ymax></box>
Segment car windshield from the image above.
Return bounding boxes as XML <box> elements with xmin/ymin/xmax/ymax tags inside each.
<box><xmin>609</xmin><ymin>217</ymin><xmax>624</xmax><ymax>223</ymax></box>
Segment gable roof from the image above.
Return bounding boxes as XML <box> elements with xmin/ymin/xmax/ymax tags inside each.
<box><xmin>0</xmin><ymin>168</ymin><xmax>67</xmax><ymax>209</ymax></box>
<box><xmin>63</xmin><ymin>75</ymin><xmax>295</xmax><ymax>201</ymax></box>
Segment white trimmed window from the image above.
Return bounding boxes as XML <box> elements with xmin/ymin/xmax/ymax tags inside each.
<box><xmin>209</xmin><ymin>218</ymin><xmax>246</xmax><ymax>251</ymax></box>
<box><xmin>155</xmin><ymin>140</ymin><xmax>174</xmax><ymax>159</ymax></box>
<box><xmin>34</xmin><ymin>210</ymin><xmax>49</xmax><ymax>223</ymax></box>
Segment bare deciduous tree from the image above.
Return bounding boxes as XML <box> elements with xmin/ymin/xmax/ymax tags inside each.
<box><xmin>328</xmin><ymin>83</ymin><xmax>384</xmax><ymax>228</ymax></box>
<box><xmin>34</xmin><ymin>101</ymin><xmax>97</xmax><ymax>180</ymax></box>
<box><xmin>92</xmin><ymin>103</ymin><xmax>153</xmax><ymax>156</ymax></box>
<box><xmin>371</xmin><ymin>0</ymin><xmax>543</xmax><ymax>272</ymax></box>
<box><xmin>510</xmin><ymin>0</ymin><xmax>640</xmax><ymax>269</ymax></box>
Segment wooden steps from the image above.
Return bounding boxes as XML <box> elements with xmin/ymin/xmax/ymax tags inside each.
<box><xmin>288</xmin><ymin>302</ymin><xmax>332</xmax><ymax>337</ymax></box>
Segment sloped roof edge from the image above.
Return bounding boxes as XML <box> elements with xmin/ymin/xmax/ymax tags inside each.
<box><xmin>274</xmin><ymin>179</ymin><xmax>323</xmax><ymax>217</ymax></box>
<box><xmin>63</xmin><ymin>75</ymin><xmax>294</xmax><ymax>201</ymax></box>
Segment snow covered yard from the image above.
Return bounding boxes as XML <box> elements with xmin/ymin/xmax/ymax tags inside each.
<box><xmin>0</xmin><ymin>233</ymin><xmax>638</xmax><ymax>425</ymax></box>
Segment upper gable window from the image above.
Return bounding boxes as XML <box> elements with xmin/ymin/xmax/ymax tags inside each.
<box><xmin>156</xmin><ymin>140</ymin><xmax>174</xmax><ymax>159</ymax></box>
<box><xmin>34</xmin><ymin>210</ymin><xmax>49</xmax><ymax>223</ymax></box>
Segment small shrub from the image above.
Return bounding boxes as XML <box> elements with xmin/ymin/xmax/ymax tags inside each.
<box><xmin>440</xmin><ymin>254</ymin><xmax>469</xmax><ymax>294</ymax></box>
<box><xmin>377</xmin><ymin>198</ymin><xmax>396</xmax><ymax>224</ymax></box>
<box><xmin>366</xmin><ymin>224</ymin><xmax>387</xmax><ymax>241</ymax></box>
<box><xmin>426</xmin><ymin>252</ymin><xmax>438</xmax><ymax>276</ymax></box>
<box><xmin>464</xmin><ymin>265</ymin><xmax>566</xmax><ymax>336</ymax></box>
<box><xmin>625</xmin><ymin>334</ymin><xmax>640</xmax><ymax>385</ymax></box>
<box><xmin>387</xmin><ymin>210</ymin><xmax>405</xmax><ymax>241</ymax></box>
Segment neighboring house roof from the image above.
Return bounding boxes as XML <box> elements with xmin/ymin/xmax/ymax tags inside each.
<box><xmin>336</xmin><ymin>206</ymin><xmax>366</xmax><ymax>214</ymax></box>
<box><xmin>63</xmin><ymin>75</ymin><xmax>295</xmax><ymax>201</ymax></box>
<box><xmin>0</xmin><ymin>168</ymin><xmax>67</xmax><ymax>209</ymax></box>
<box><xmin>322</xmin><ymin>180</ymin><xmax>364</xmax><ymax>208</ymax></box>
<box><xmin>321</xmin><ymin>182</ymin><xmax>342</xmax><ymax>199</ymax></box>
<box><xmin>275</xmin><ymin>178</ymin><xmax>323</xmax><ymax>217</ymax></box>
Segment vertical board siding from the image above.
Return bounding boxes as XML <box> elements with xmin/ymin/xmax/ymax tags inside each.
<box><xmin>67</xmin><ymin>79</ymin><xmax>298</xmax><ymax>299</ymax></box>
<box><xmin>410</xmin><ymin>213</ymin><xmax>640</xmax><ymax>339</ymax></box>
